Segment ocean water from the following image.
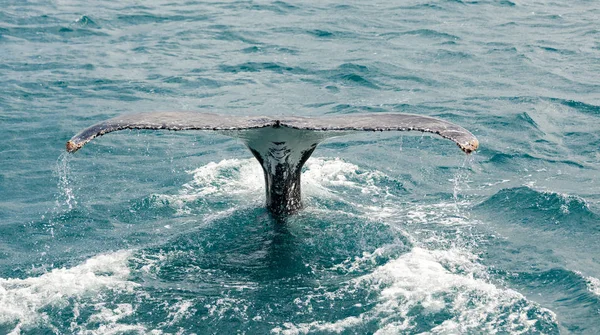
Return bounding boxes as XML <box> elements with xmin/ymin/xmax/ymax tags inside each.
<box><xmin>1</xmin><ymin>0</ymin><xmax>599</xmax><ymax>333</ymax></box>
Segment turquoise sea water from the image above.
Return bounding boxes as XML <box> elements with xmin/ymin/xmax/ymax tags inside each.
<box><xmin>1</xmin><ymin>0</ymin><xmax>599</xmax><ymax>333</ymax></box>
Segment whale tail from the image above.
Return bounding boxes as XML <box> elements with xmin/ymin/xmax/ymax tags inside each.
<box><xmin>66</xmin><ymin>112</ymin><xmax>478</xmax><ymax>216</ymax></box>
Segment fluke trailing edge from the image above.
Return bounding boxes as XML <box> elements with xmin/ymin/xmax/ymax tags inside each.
<box><xmin>66</xmin><ymin>112</ymin><xmax>479</xmax><ymax>216</ymax></box>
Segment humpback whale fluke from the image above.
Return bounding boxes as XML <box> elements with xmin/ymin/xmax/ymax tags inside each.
<box><xmin>66</xmin><ymin>112</ymin><xmax>478</xmax><ymax>216</ymax></box>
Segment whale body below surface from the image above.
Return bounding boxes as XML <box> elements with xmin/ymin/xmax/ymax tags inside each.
<box><xmin>66</xmin><ymin>112</ymin><xmax>479</xmax><ymax>216</ymax></box>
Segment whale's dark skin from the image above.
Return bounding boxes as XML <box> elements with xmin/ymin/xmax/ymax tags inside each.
<box><xmin>66</xmin><ymin>112</ymin><xmax>479</xmax><ymax>217</ymax></box>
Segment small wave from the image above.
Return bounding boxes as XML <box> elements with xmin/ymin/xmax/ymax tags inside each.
<box><xmin>400</xmin><ymin>29</ymin><xmax>460</xmax><ymax>41</ymax></box>
<box><xmin>548</xmin><ymin>98</ymin><xmax>600</xmax><ymax>116</ymax></box>
<box><xmin>74</xmin><ymin>16</ymin><xmax>100</xmax><ymax>29</ymax></box>
<box><xmin>475</xmin><ymin>186</ymin><xmax>599</xmax><ymax>229</ymax></box>
<box><xmin>325</xmin><ymin>64</ymin><xmax>380</xmax><ymax>89</ymax></box>
<box><xmin>570</xmin><ymin>271</ymin><xmax>600</xmax><ymax>298</ymax></box>
<box><xmin>305</xmin><ymin>29</ymin><xmax>356</xmax><ymax>39</ymax></box>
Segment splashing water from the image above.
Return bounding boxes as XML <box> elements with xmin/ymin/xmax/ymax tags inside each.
<box><xmin>55</xmin><ymin>153</ymin><xmax>77</xmax><ymax>211</ymax></box>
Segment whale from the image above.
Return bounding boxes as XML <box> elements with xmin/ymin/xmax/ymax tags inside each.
<box><xmin>66</xmin><ymin>112</ymin><xmax>478</xmax><ymax>216</ymax></box>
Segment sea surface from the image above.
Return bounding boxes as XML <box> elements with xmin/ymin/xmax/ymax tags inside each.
<box><xmin>1</xmin><ymin>0</ymin><xmax>599</xmax><ymax>334</ymax></box>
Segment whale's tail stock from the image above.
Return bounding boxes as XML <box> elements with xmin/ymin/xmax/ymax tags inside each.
<box><xmin>66</xmin><ymin>112</ymin><xmax>478</xmax><ymax>216</ymax></box>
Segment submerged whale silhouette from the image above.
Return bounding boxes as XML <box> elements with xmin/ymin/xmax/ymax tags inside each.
<box><xmin>66</xmin><ymin>112</ymin><xmax>478</xmax><ymax>216</ymax></box>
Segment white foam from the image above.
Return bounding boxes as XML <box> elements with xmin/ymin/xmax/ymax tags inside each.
<box><xmin>76</xmin><ymin>303</ymin><xmax>148</xmax><ymax>335</ymax></box>
<box><xmin>575</xmin><ymin>271</ymin><xmax>600</xmax><ymax>297</ymax></box>
<box><xmin>165</xmin><ymin>300</ymin><xmax>196</xmax><ymax>326</ymax></box>
<box><xmin>303</xmin><ymin>157</ymin><xmax>389</xmax><ymax>199</ymax></box>
<box><xmin>0</xmin><ymin>250</ymin><xmax>137</xmax><ymax>334</ymax></box>
<box><xmin>273</xmin><ymin>247</ymin><xmax>556</xmax><ymax>334</ymax></box>
<box><xmin>586</xmin><ymin>276</ymin><xmax>600</xmax><ymax>296</ymax></box>
<box><xmin>152</xmin><ymin>158</ymin><xmax>264</xmax><ymax>213</ymax></box>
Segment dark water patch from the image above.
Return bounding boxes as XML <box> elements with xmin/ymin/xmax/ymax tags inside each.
<box><xmin>306</xmin><ymin>29</ymin><xmax>357</xmax><ymax>39</ymax></box>
<box><xmin>484</xmin><ymin>149</ymin><xmax>586</xmax><ymax>168</ymax></box>
<box><xmin>538</xmin><ymin>46</ymin><xmax>577</xmax><ymax>55</ymax></box>
<box><xmin>440</xmin><ymin>40</ymin><xmax>458</xmax><ymax>46</ymax></box>
<box><xmin>56</xmin><ymin>26</ymin><xmax>108</xmax><ymax>38</ymax></box>
<box><xmin>132</xmin><ymin>46</ymin><xmax>150</xmax><ymax>53</ymax></box>
<box><xmin>398</xmin><ymin>29</ymin><xmax>460</xmax><ymax>41</ymax></box>
<box><xmin>582</xmin><ymin>29</ymin><xmax>599</xmax><ymax>37</ymax></box>
<box><xmin>499</xmin><ymin>0</ymin><xmax>516</xmax><ymax>6</ymax></box>
<box><xmin>332</xmin><ymin>73</ymin><xmax>378</xmax><ymax>88</ymax></box>
<box><xmin>161</xmin><ymin>75</ymin><xmax>221</xmax><ymax>89</ymax></box>
<box><xmin>433</xmin><ymin>49</ymin><xmax>473</xmax><ymax>60</ymax></box>
<box><xmin>337</xmin><ymin>63</ymin><xmax>369</xmax><ymax>73</ymax></box>
<box><xmin>308</xmin><ymin>29</ymin><xmax>334</xmax><ymax>38</ymax></box>
<box><xmin>116</xmin><ymin>13</ymin><xmax>190</xmax><ymax>25</ymax></box>
<box><xmin>246</xmin><ymin>1</ymin><xmax>299</xmax><ymax>14</ymax></box>
<box><xmin>240</xmin><ymin>45</ymin><xmax>299</xmax><ymax>55</ymax></box>
<box><xmin>548</xmin><ymin>98</ymin><xmax>600</xmax><ymax>115</ymax></box>
<box><xmin>323</xmin><ymin>63</ymin><xmax>380</xmax><ymax>89</ymax></box>
<box><xmin>274</xmin><ymin>47</ymin><xmax>299</xmax><ymax>54</ymax></box>
<box><xmin>324</xmin><ymin>85</ymin><xmax>339</xmax><ymax>92</ymax></box>
<box><xmin>242</xmin><ymin>45</ymin><xmax>261</xmax><ymax>53</ymax></box>
<box><xmin>331</xmin><ymin>4</ymin><xmax>356</xmax><ymax>10</ymax></box>
<box><xmin>219</xmin><ymin>62</ymin><xmax>308</xmax><ymax>75</ymax></box>
<box><xmin>395</xmin><ymin>3</ymin><xmax>446</xmax><ymax>11</ymax></box>
<box><xmin>497</xmin><ymin>21</ymin><xmax>518</xmax><ymax>28</ymax></box>
<box><xmin>213</xmin><ymin>30</ymin><xmax>260</xmax><ymax>44</ymax></box>
<box><xmin>475</xmin><ymin>187</ymin><xmax>599</xmax><ymax>230</ymax></box>
<box><xmin>273</xmin><ymin>1</ymin><xmax>299</xmax><ymax>10</ymax></box>
<box><xmin>0</xmin><ymin>25</ymin><xmax>109</xmax><ymax>41</ymax></box>
<box><xmin>484</xmin><ymin>41</ymin><xmax>519</xmax><ymax>53</ymax></box>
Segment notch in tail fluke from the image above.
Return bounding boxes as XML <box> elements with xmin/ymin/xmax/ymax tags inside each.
<box><xmin>66</xmin><ymin>112</ymin><xmax>478</xmax><ymax>216</ymax></box>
